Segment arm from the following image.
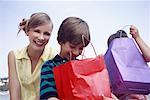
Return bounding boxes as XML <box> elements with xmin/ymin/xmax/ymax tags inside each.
<box><xmin>130</xmin><ymin>25</ymin><xmax>150</xmax><ymax>62</ymax></box>
<box><xmin>8</xmin><ymin>51</ymin><xmax>21</xmax><ymax>100</ymax></box>
<box><xmin>102</xmin><ymin>93</ymin><xmax>119</xmax><ymax>100</ymax></box>
<box><xmin>47</xmin><ymin>97</ymin><xmax>59</xmax><ymax>100</ymax></box>
<box><xmin>40</xmin><ymin>61</ymin><xmax>58</xmax><ymax>99</ymax></box>
<box><xmin>119</xmin><ymin>94</ymin><xmax>147</xmax><ymax>100</ymax></box>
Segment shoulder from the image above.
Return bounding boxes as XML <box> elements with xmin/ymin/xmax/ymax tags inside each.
<box><xmin>8</xmin><ymin>50</ymin><xmax>14</xmax><ymax>57</ymax></box>
<box><xmin>41</xmin><ymin>59</ymin><xmax>56</xmax><ymax>71</ymax></box>
<box><xmin>8</xmin><ymin>50</ymin><xmax>16</xmax><ymax>70</ymax></box>
<box><xmin>43</xmin><ymin>45</ymin><xmax>57</xmax><ymax>60</ymax></box>
<box><xmin>11</xmin><ymin>47</ymin><xmax>28</xmax><ymax>60</ymax></box>
<box><xmin>8</xmin><ymin>50</ymin><xmax>15</xmax><ymax>63</ymax></box>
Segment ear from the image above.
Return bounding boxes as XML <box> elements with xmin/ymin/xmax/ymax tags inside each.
<box><xmin>25</xmin><ymin>31</ymin><xmax>29</xmax><ymax>36</ymax></box>
<box><xmin>58</xmin><ymin>41</ymin><xmax>62</xmax><ymax>45</ymax></box>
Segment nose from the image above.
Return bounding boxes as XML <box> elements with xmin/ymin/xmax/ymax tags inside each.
<box><xmin>72</xmin><ymin>49</ymin><xmax>82</xmax><ymax>57</ymax></box>
<box><xmin>38</xmin><ymin>33</ymin><xmax>44</xmax><ymax>40</ymax></box>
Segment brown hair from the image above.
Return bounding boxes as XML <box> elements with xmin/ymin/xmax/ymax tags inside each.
<box><xmin>18</xmin><ymin>12</ymin><xmax>53</xmax><ymax>34</ymax></box>
<box><xmin>107</xmin><ymin>30</ymin><xmax>128</xmax><ymax>47</ymax></box>
<box><xmin>57</xmin><ymin>17</ymin><xmax>90</xmax><ymax>47</ymax></box>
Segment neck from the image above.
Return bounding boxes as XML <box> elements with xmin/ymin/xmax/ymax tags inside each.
<box><xmin>59</xmin><ymin>50</ymin><xmax>74</xmax><ymax>60</ymax></box>
<box><xmin>59</xmin><ymin>51</ymin><xmax>65</xmax><ymax>59</ymax></box>
<box><xmin>27</xmin><ymin>45</ymin><xmax>44</xmax><ymax>60</ymax></box>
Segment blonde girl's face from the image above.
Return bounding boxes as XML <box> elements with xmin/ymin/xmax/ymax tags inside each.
<box><xmin>27</xmin><ymin>23</ymin><xmax>52</xmax><ymax>51</ymax></box>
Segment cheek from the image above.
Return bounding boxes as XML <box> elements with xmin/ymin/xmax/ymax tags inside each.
<box><xmin>28</xmin><ymin>35</ymin><xmax>34</xmax><ymax>42</ymax></box>
<box><xmin>44</xmin><ymin>36</ymin><xmax>50</xmax><ymax>42</ymax></box>
<box><xmin>79</xmin><ymin>50</ymin><xmax>83</xmax><ymax>55</ymax></box>
<box><xmin>28</xmin><ymin>33</ymin><xmax>37</xmax><ymax>40</ymax></box>
<box><xmin>65</xmin><ymin>48</ymin><xmax>72</xmax><ymax>55</ymax></box>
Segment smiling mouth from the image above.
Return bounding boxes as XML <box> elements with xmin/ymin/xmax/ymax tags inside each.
<box><xmin>34</xmin><ymin>40</ymin><xmax>44</xmax><ymax>47</ymax></box>
<box><xmin>68</xmin><ymin>54</ymin><xmax>77</xmax><ymax>60</ymax></box>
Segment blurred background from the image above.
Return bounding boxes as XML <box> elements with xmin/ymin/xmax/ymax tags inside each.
<box><xmin>0</xmin><ymin>0</ymin><xmax>149</xmax><ymax>99</ymax></box>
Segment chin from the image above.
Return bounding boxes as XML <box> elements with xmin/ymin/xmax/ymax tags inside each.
<box><xmin>71</xmin><ymin>57</ymin><xmax>76</xmax><ymax>60</ymax></box>
<box><xmin>34</xmin><ymin>45</ymin><xmax>45</xmax><ymax>51</ymax></box>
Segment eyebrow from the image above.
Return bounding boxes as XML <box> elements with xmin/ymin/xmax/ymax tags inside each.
<box><xmin>32</xmin><ymin>29</ymin><xmax>51</xmax><ymax>33</ymax></box>
<box><xmin>71</xmin><ymin>43</ymin><xmax>85</xmax><ymax>47</ymax></box>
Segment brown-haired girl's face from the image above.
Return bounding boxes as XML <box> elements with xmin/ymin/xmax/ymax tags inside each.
<box><xmin>27</xmin><ymin>23</ymin><xmax>52</xmax><ymax>51</ymax></box>
<box><xmin>60</xmin><ymin>41</ymin><xmax>84</xmax><ymax>60</ymax></box>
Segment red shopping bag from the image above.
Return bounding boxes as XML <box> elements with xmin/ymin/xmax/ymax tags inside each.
<box><xmin>53</xmin><ymin>55</ymin><xmax>112</xmax><ymax>100</ymax></box>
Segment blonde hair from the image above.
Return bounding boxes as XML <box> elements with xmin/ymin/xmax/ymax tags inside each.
<box><xmin>18</xmin><ymin>12</ymin><xmax>53</xmax><ymax>35</ymax></box>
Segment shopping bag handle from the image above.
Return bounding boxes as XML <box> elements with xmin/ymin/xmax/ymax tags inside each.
<box><xmin>118</xmin><ymin>25</ymin><xmax>132</xmax><ymax>38</ymax></box>
<box><xmin>69</xmin><ymin>35</ymin><xmax>97</xmax><ymax>60</ymax></box>
<box><xmin>81</xmin><ymin>35</ymin><xmax>97</xmax><ymax>58</ymax></box>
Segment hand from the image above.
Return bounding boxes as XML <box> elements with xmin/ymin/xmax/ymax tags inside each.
<box><xmin>130</xmin><ymin>25</ymin><xmax>140</xmax><ymax>39</ymax></box>
<box><xmin>47</xmin><ymin>97</ymin><xmax>59</xmax><ymax>100</ymax></box>
<box><xmin>111</xmin><ymin>93</ymin><xmax>119</xmax><ymax>100</ymax></box>
<box><xmin>102</xmin><ymin>94</ymin><xmax>119</xmax><ymax>100</ymax></box>
<box><xmin>120</xmin><ymin>94</ymin><xmax>147</xmax><ymax>100</ymax></box>
<box><xmin>102</xmin><ymin>95</ymin><xmax>113</xmax><ymax>100</ymax></box>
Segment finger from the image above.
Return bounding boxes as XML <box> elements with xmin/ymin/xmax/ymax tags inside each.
<box><xmin>130</xmin><ymin>27</ymin><xmax>135</xmax><ymax>31</ymax></box>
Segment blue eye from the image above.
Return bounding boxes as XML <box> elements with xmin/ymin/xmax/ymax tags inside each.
<box><xmin>44</xmin><ymin>32</ymin><xmax>51</xmax><ymax>36</ymax></box>
<box><xmin>79</xmin><ymin>47</ymin><xmax>84</xmax><ymax>50</ymax></box>
<box><xmin>70</xmin><ymin>46</ymin><xmax>76</xmax><ymax>49</ymax></box>
<box><xmin>34</xmin><ymin>30</ymin><xmax>40</xmax><ymax>33</ymax></box>
<box><xmin>70</xmin><ymin>44</ymin><xmax>76</xmax><ymax>48</ymax></box>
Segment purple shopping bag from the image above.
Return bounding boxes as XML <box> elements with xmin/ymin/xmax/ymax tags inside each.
<box><xmin>104</xmin><ymin>37</ymin><xmax>150</xmax><ymax>95</ymax></box>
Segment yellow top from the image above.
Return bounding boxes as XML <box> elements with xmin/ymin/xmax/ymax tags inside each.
<box><xmin>14</xmin><ymin>45</ymin><xmax>56</xmax><ymax>100</ymax></box>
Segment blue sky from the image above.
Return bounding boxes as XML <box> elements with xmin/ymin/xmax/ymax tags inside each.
<box><xmin>0</xmin><ymin>0</ymin><xmax>150</xmax><ymax>78</ymax></box>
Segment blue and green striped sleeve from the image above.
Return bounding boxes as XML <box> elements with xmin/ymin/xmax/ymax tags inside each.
<box><xmin>40</xmin><ymin>60</ymin><xmax>58</xmax><ymax>99</ymax></box>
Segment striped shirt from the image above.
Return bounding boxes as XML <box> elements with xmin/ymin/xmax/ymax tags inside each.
<box><xmin>40</xmin><ymin>54</ymin><xmax>68</xmax><ymax>99</ymax></box>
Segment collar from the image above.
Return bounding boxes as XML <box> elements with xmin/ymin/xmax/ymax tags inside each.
<box><xmin>16</xmin><ymin>45</ymin><xmax>50</xmax><ymax>62</ymax></box>
<box><xmin>53</xmin><ymin>54</ymin><xmax>68</xmax><ymax>63</ymax></box>
<box><xmin>40</xmin><ymin>45</ymin><xmax>52</xmax><ymax>62</ymax></box>
<box><xmin>15</xmin><ymin>46</ymin><xmax>29</xmax><ymax>60</ymax></box>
